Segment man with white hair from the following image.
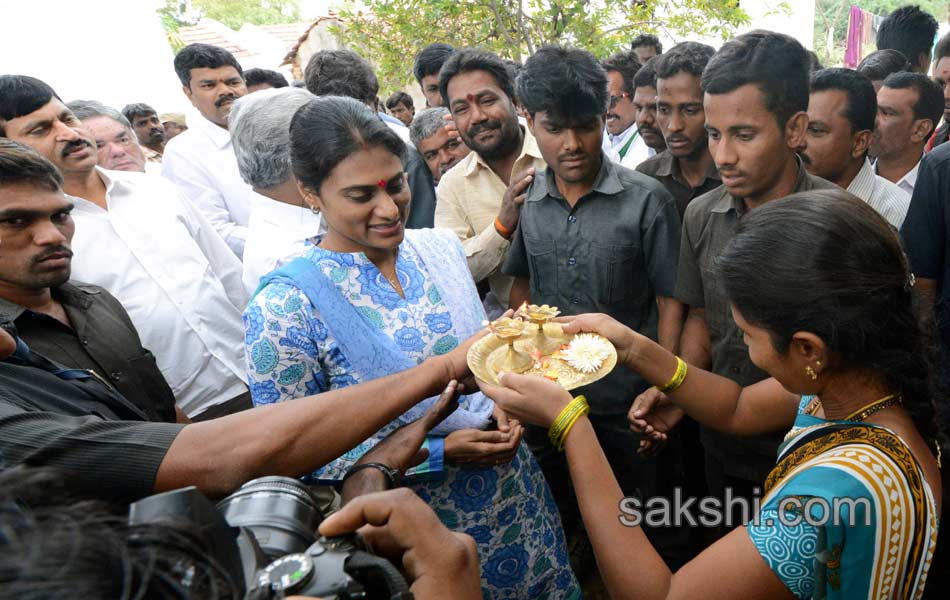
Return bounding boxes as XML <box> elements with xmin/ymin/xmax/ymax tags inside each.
<box><xmin>409</xmin><ymin>107</ymin><xmax>471</xmax><ymax>186</ymax></box>
<box><xmin>67</xmin><ymin>100</ymin><xmax>153</xmax><ymax>174</ymax></box>
<box><xmin>229</xmin><ymin>87</ymin><xmax>325</xmax><ymax>294</ymax></box>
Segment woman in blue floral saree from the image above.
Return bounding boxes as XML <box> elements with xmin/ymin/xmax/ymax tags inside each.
<box><xmin>480</xmin><ymin>190</ymin><xmax>942</xmax><ymax>599</ymax></box>
<box><xmin>243</xmin><ymin>96</ymin><xmax>578</xmax><ymax>599</ymax></box>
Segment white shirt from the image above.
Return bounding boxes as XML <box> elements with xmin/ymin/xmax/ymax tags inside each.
<box><xmin>874</xmin><ymin>157</ymin><xmax>921</xmax><ymax>196</ymax></box>
<box><xmin>242</xmin><ymin>194</ymin><xmax>326</xmax><ymax>295</ymax></box>
<box><xmin>602</xmin><ymin>124</ymin><xmax>655</xmax><ymax>170</ymax></box>
<box><xmin>847</xmin><ymin>158</ymin><xmax>911</xmax><ymax>228</ymax></box>
<box><xmin>386</xmin><ymin>119</ymin><xmax>412</xmax><ymax>143</ymax></box>
<box><xmin>161</xmin><ymin>113</ymin><xmax>260</xmax><ymax>258</ymax></box>
<box><xmin>68</xmin><ymin>168</ymin><xmax>250</xmax><ymax>416</ymax></box>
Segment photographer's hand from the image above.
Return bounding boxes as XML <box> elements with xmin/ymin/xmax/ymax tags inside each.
<box><xmin>341</xmin><ymin>381</ymin><xmax>462</xmax><ymax>503</ymax></box>
<box><xmin>319</xmin><ymin>489</ymin><xmax>482</xmax><ymax>600</ymax></box>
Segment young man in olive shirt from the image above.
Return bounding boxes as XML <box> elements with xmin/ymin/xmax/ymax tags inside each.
<box><xmin>0</xmin><ymin>139</ymin><xmax>178</xmax><ymax>423</ymax></box>
<box><xmin>631</xmin><ymin>31</ymin><xmax>836</xmax><ymax>541</ymax></box>
<box><xmin>504</xmin><ymin>46</ymin><xmax>688</xmax><ymax>568</ymax></box>
<box><xmin>637</xmin><ymin>42</ymin><xmax>721</xmax><ymax>217</ymax></box>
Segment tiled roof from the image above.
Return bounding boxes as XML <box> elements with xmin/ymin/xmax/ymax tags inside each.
<box><xmin>178</xmin><ymin>22</ymin><xmax>253</xmax><ymax>57</ymax></box>
<box><xmin>256</xmin><ymin>22</ymin><xmax>311</xmax><ymax>47</ymax></box>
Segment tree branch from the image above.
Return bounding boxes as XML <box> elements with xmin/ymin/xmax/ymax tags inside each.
<box><xmin>489</xmin><ymin>0</ymin><xmax>522</xmax><ymax>59</ymax></box>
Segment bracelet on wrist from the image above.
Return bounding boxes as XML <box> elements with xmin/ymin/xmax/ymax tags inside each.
<box><xmin>342</xmin><ymin>462</ymin><xmax>401</xmax><ymax>489</ymax></box>
<box><xmin>549</xmin><ymin>395</ymin><xmax>590</xmax><ymax>451</ymax></box>
<box><xmin>494</xmin><ymin>216</ymin><xmax>514</xmax><ymax>239</ymax></box>
<box><xmin>656</xmin><ymin>356</ymin><xmax>688</xmax><ymax>394</ymax></box>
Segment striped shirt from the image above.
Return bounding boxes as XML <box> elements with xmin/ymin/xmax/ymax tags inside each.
<box><xmin>848</xmin><ymin>158</ymin><xmax>910</xmax><ymax>228</ymax></box>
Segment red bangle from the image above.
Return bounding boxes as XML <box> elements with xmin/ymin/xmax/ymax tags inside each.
<box><xmin>494</xmin><ymin>216</ymin><xmax>513</xmax><ymax>239</ymax></box>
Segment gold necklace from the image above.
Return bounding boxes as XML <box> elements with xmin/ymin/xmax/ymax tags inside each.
<box><xmin>843</xmin><ymin>393</ymin><xmax>903</xmax><ymax>422</ymax></box>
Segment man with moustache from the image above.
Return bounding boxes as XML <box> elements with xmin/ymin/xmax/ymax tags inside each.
<box><xmin>0</xmin><ymin>139</ymin><xmax>179</xmax><ymax>424</ymax></box>
<box><xmin>503</xmin><ymin>45</ymin><xmax>688</xmax><ymax>569</ymax></box>
<box><xmin>601</xmin><ymin>50</ymin><xmax>658</xmax><ymax>169</ymax></box>
<box><xmin>122</xmin><ymin>103</ymin><xmax>166</xmax><ymax>162</ymax></box>
<box><xmin>67</xmin><ymin>101</ymin><xmax>150</xmax><ymax>174</ymax></box>
<box><xmin>801</xmin><ymin>68</ymin><xmax>909</xmax><ymax>228</ymax></box>
<box><xmin>161</xmin><ymin>43</ymin><xmax>257</xmax><ymax>258</ymax></box>
<box><xmin>637</xmin><ymin>42</ymin><xmax>720</xmax><ymax>218</ymax></box>
<box><xmin>0</xmin><ymin>75</ymin><xmax>251</xmax><ymax>421</ymax></box>
<box><xmin>630</xmin><ymin>31</ymin><xmax>835</xmax><ymax>542</ymax></box>
<box><xmin>871</xmin><ymin>72</ymin><xmax>944</xmax><ymax>195</ymax></box>
<box><xmin>435</xmin><ymin>49</ymin><xmax>546</xmax><ymax>309</ymax></box>
<box><xmin>409</xmin><ymin>107</ymin><xmax>471</xmax><ymax>186</ymax></box>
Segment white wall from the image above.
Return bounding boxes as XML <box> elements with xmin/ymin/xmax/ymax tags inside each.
<box><xmin>0</xmin><ymin>0</ymin><xmax>189</xmax><ymax>114</ymax></box>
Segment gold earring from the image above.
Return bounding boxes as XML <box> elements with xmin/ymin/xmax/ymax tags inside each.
<box><xmin>805</xmin><ymin>366</ymin><xmax>818</xmax><ymax>381</ymax></box>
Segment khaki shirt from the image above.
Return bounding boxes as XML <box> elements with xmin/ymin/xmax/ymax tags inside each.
<box><xmin>435</xmin><ymin>129</ymin><xmax>547</xmax><ymax>306</ymax></box>
<box><xmin>675</xmin><ymin>161</ymin><xmax>835</xmax><ymax>480</ymax></box>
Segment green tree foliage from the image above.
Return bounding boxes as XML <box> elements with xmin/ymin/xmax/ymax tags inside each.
<box><xmin>813</xmin><ymin>0</ymin><xmax>947</xmax><ymax>67</ymax></box>
<box><xmin>334</xmin><ymin>0</ymin><xmax>758</xmax><ymax>92</ymax></box>
<box><xmin>159</xmin><ymin>0</ymin><xmax>300</xmax><ymax>33</ymax></box>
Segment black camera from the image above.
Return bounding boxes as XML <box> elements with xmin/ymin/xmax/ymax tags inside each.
<box><xmin>128</xmin><ymin>476</ymin><xmax>412</xmax><ymax>599</ymax></box>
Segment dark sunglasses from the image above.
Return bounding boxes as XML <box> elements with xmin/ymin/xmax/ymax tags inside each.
<box><xmin>608</xmin><ymin>92</ymin><xmax>630</xmax><ymax>109</ymax></box>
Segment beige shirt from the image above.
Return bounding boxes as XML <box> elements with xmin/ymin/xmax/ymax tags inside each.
<box><xmin>434</xmin><ymin>129</ymin><xmax>546</xmax><ymax>306</ymax></box>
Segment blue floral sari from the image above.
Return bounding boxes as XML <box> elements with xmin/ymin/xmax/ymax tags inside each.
<box><xmin>244</xmin><ymin>229</ymin><xmax>579</xmax><ymax>599</ymax></box>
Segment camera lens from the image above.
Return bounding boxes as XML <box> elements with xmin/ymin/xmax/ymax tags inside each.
<box><xmin>217</xmin><ymin>476</ymin><xmax>321</xmax><ymax>560</ymax></box>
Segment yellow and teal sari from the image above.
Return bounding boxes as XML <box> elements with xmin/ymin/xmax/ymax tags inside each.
<box><xmin>746</xmin><ymin>396</ymin><xmax>938</xmax><ymax>599</ymax></box>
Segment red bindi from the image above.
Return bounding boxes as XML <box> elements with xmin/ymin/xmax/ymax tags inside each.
<box><xmin>377</xmin><ymin>179</ymin><xmax>387</xmax><ymax>188</ymax></box>
<box><xmin>466</xmin><ymin>93</ymin><xmax>475</xmax><ymax>102</ymax></box>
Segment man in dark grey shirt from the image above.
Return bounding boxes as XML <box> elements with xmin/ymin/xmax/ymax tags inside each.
<box><xmin>636</xmin><ymin>32</ymin><xmax>836</xmax><ymax>541</ymax></box>
<box><xmin>504</xmin><ymin>46</ymin><xmax>689</xmax><ymax>568</ymax></box>
<box><xmin>636</xmin><ymin>42</ymin><xmax>720</xmax><ymax>218</ymax></box>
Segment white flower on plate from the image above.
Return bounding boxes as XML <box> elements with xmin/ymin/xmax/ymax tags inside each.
<box><xmin>563</xmin><ymin>334</ymin><xmax>612</xmax><ymax>374</ymax></box>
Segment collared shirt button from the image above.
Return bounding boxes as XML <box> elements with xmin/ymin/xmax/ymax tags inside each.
<box><xmin>81</xmin><ymin>338</ymin><xmax>89</xmax><ymax>345</ymax></box>
<box><xmin>571</xmin><ymin>296</ymin><xmax>580</xmax><ymax>304</ymax></box>
<box><xmin>568</xmin><ymin>257</ymin><xmax>576</xmax><ymax>266</ymax></box>
<box><xmin>110</xmin><ymin>371</ymin><xmax>122</xmax><ymax>381</ymax></box>
<box><xmin>730</xmin><ymin>366</ymin><xmax>740</xmax><ymax>374</ymax></box>
<box><xmin>568</xmin><ymin>214</ymin><xmax>577</xmax><ymax>223</ymax></box>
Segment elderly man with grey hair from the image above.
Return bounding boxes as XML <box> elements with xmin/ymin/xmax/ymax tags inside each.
<box><xmin>409</xmin><ymin>107</ymin><xmax>471</xmax><ymax>185</ymax></box>
<box><xmin>67</xmin><ymin>100</ymin><xmax>152</xmax><ymax>174</ymax></box>
<box><xmin>229</xmin><ymin>87</ymin><xmax>326</xmax><ymax>294</ymax></box>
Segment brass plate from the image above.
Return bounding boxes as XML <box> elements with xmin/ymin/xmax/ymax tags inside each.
<box><xmin>468</xmin><ymin>323</ymin><xmax>617</xmax><ymax>390</ymax></box>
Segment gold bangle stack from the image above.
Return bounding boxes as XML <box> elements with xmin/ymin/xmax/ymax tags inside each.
<box><xmin>656</xmin><ymin>356</ymin><xmax>688</xmax><ymax>394</ymax></box>
<box><xmin>548</xmin><ymin>395</ymin><xmax>590</xmax><ymax>451</ymax></box>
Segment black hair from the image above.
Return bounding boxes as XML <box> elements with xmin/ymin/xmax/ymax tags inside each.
<box><xmin>290</xmin><ymin>96</ymin><xmax>406</xmax><ymax>195</ymax></box>
<box><xmin>653</xmin><ymin>41</ymin><xmax>715</xmax><ymax>81</ymax></box>
<box><xmin>243</xmin><ymin>67</ymin><xmax>289</xmax><ymax>89</ymax></box>
<box><xmin>630</xmin><ymin>33</ymin><xmax>662</xmax><ymax>55</ymax></box>
<box><xmin>934</xmin><ymin>32</ymin><xmax>950</xmax><ymax>67</ymax></box>
<box><xmin>601</xmin><ymin>50</ymin><xmax>641</xmax><ymax>95</ymax></box>
<box><xmin>121</xmin><ymin>102</ymin><xmax>158</xmax><ymax>124</ymax></box>
<box><xmin>876</xmin><ymin>5</ymin><xmax>939</xmax><ymax>71</ymax></box>
<box><xmin>517</xmin><ymin>45</ymin><xmax>608</xmax><ymax>120</ymax></box>
<box><xmin>718</xmin><ymin>189</ymin><xmax>945</xmax><ymax>448</ymax></box>
<box><xmin>413</xmin><ymin>43</ymin><xmax>456</xmax><ymax>84</ymax></box>
<box><xmin>385</xmin><ymin>91</ymin><xmax>414</xmax><ymax>111</ymax></box>
<box><xmin>882</xmin><ymin>71</ymin><xmax>945</xmax><ymax>137</ymax></box>
<box><xmin>632</xmin><ymin>55</ymin><xmax>658</xmax><ymax>90</ymax></box>
<box><xmin>702</xmin><ymin>30</ymin><xmax>809</xmax><ymax>131</ymax></box>
<box><xmin>0</xmin><ymin>467</ymin><xmax>240</xmax><ymax>600</ymax></box>
<box><xmin>0</xmin><ymin>139</ymin><xmax>63</xmax><ymax>191</ymax></box>
<box><xmin>857</xmin><ymin>49</ymin><xmax>911</xmax><ymax>82</ymax></box>
<box><xmin>806</xmin><ymin>50</ymin><xmax>824</xmax><ymax>73</ymax></box>
<box><xmin>439</xmin><ymin>48</ymin><xmax>516</xmax><ymax>109</ymax></box>
<box><xmin>810</xmin><ymin>68</ymin><xmax>877</xmax><ymax>133</ymax></box>
<box><xmin>304</xmin><ymin>49</ymin><xmax>379</xmax><ymax>105</ymax></box>
<box><xmin>173</xmin><ymin>43</ymin><xmax>244</xmax><ymax>87</ymax></box>
<box><xmin>0</xmin><ymin>75</ymin><xmax>61</xmax><ymax>137</ymax></box>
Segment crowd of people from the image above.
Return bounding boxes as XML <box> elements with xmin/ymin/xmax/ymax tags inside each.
<box><xmin>1</xmin><ymin>3</ymin><xmax>950</xmax><ymax>598</ymax></box>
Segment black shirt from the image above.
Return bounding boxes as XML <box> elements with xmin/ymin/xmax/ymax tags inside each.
<box><xmin>901</xmin><ymin>141</ymin><xmax>950</xmax><ymax>355</ymax></box>
<box><xmin>636</xmin><ymin>150</ymin><xmax>722</xmax><ymax>218</ymax></box>
<box><xmin>0</xmin><ymin>344</ymin><xmax>184</xmax><ymax>502</ymax></box>
<box><xmin>0</xmin><ymin>282</ymin><xmax>176</xmax><ymax>423</ymax></box>
<box><xmin>503</xmin><ymin>156</ymin><xmax>681</xmax><ymax>415</ymax></box>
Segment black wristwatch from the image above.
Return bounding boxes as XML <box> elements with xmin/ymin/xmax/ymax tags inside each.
<box><xmin>342</xmin><ymin>462</ymin><xmax>401</xmax><ymax>489</ymax></box>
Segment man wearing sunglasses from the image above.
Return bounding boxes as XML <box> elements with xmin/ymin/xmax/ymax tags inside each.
<box><xmin>602</xmin><ymin>50</ymin><xmax>664</xmax><ymax>169</ymax></box>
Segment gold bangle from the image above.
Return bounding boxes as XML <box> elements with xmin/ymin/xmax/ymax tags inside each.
<box><xmin>549</xmin><ymin>395</ymin><xmax>590</xmax><ymax>451</ymax></box>
<box><xmin>657</xmin><ymin>357</ymin><xmax>687</xmax><ymax>394</ymax></box>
